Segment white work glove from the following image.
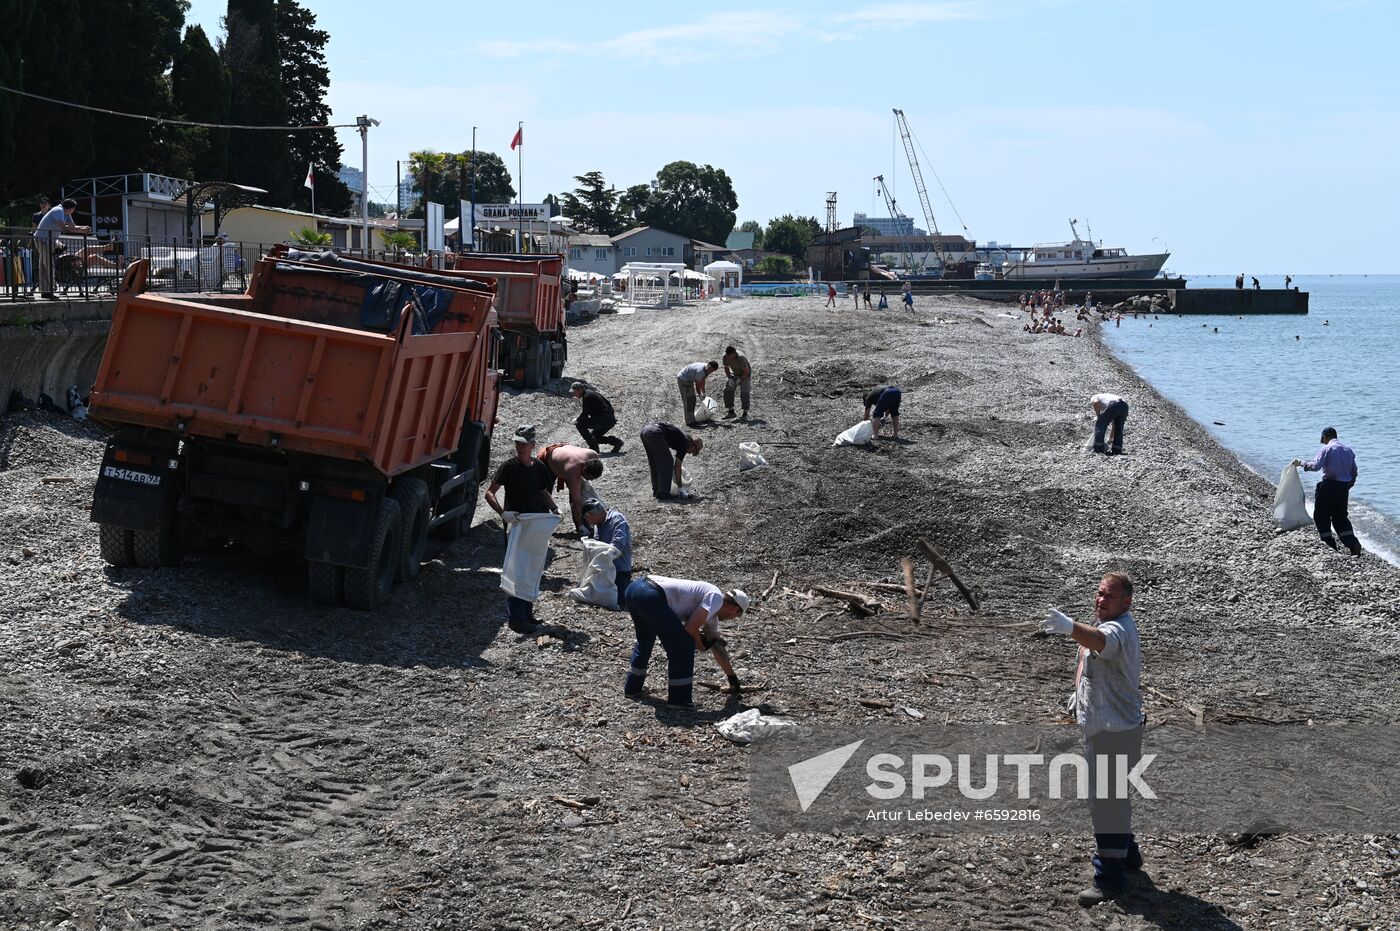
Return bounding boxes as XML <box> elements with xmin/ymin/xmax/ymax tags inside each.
<box><xmin>1043</xmin><ymin>607</ymin><xmax>1074</xmax><ymax>636</ymax></box>
<box><xmin>1290</xmin><ymin>458</ymin><xmax>1302</xmax><ymax>468</ymax></box>
<box><xmin>501</xmin><ymin>510</ymin><xmax>520</xmax><ymax>525</ymax></box>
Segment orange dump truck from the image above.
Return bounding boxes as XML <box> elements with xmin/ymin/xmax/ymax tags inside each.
<box><xmin>87</xmin><ymin>250</ymin><xmax>501</xmax><ymax>608</ymax></box>
<box><xmin>446</xmin><ymin>252</ymin><xmax>566</xmax><ymax>388</ymax></box>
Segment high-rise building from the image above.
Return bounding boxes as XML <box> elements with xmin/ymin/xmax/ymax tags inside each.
<box><xmin>853</xmin><ymin>212</ymin><xmax>924</xmax><ymax>237</ymax></box>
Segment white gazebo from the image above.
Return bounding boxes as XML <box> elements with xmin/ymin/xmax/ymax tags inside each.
<box><xmin>703</xmin><ymin>259</ymin><xmax>744</xmax><ymax>298</ymax></box>
<box><xmin>617</xmin><ymin>261</ymin><xmax>687</xmax><ymax>307</ymax></box>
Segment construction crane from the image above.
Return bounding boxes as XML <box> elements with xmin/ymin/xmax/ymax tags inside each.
<box><xmin>873</xmin><ymin>175</ymin><xmax>916</xmax><ymax>275</ymax></box>
<box><xmin>892</xmin><ymin>108</ymin><xmax>948</xmax><ymax>275</ymax></box>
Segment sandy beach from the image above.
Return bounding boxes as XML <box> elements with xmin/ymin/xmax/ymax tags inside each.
<box><xmin>2</xmin><ymin>292</ymin><xmax>1398</xmax><ymax>929</ymax></box>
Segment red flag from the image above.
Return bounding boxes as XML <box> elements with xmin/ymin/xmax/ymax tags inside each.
<box><xmin>303</xmin><ymin>163</ymin><xmax>315</xmax><ymax>189</ymax></box>
<box><xmin>510</xmin><ymin>126</ymin><xmax>522</xmax><ymax>150</ymax></box>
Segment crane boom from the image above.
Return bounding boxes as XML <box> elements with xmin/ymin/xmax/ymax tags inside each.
<box><xmin>892</xmin><ymin>108</ymin><xmax>947</xmax><ymax>272</ymax></box>
<box><xmin>873</xmin><ymin>175</ymin><xmax>916</xmax><ymax>274</ymax></box>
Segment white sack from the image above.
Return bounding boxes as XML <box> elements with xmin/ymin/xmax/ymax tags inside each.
<box><xmin>1273</xmin><ymin>465</ymin><xmax>1311</xmax><ymax>530</ymax></box>
<box><xmin>738</xmin><ymin>441</ymin><xmax>767</xmax><ymax>472</ymax></box>
<box><xmin>694</xmin><ymin>395</ymin><xmax>721</xmax><ymax>423</ymax></box>
<box><xmin>676</xmin><ymin>464</ymin><xmax>693</xmax><ymax>497</ymax></box>
<box><xmin>500</xmin><ymin>511</ymin><xmax>561</xmax><ymax>601</ymax></box>
<box><xmin>833</xmin><ymin>419</ymin><xmax>875</xmax><ymax>447</ymax></box>
<box><xmin>716</xmin><ymin>708</ymin><xmax>797</xmax><ymax>744</ymax></box>
<box><xmin>569</xmin><ymin>538</ymin><xmax>621</xmax><ymax>609</ymax></box>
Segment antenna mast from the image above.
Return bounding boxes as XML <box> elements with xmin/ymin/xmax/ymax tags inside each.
<box><xmin>824</xmin><ymin>191</ymin><xmax>838</xmax><ymax>281</ymax></box>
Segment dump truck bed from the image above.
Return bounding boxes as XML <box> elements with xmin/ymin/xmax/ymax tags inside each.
<box><xmin>89</xmin><ymin>257</ymin><xmax>499</xmax><ymax>478</ymax></box>
<box><xmin>447</xmin><ymin>252</ymin><xmax>563</xmax><ymax>335</ymax></box>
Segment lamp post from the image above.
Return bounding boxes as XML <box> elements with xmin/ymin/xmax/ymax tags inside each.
<box><xmin>357</xmin><ymin>114</ymin><xmax>380</xmax><ymax>257</ymax></box>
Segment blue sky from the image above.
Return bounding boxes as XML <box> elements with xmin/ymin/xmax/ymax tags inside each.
<box><xmin>185</xmin><ymin>0</ymin><xmax>1398</xmax><ymax>273</ymax></box>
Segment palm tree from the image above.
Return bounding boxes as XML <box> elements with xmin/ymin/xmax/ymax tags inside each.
<box><xmin>407</xmin><ymin>149</ymin><xmax>450</xmax><ymax>216</ymax></box>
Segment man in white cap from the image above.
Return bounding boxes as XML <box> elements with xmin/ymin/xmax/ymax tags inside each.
<box><xmin>484</xmin><ymin>424</ymin><xmax>559</xmax><ymax>632</ymax></box>
<box><xmin>621</xmin><ymin>575</ymin><xmax>748</xmax><ymax>705</ymax></box>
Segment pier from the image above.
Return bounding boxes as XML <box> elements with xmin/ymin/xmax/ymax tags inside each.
<box><xmin>1169</xmin><ymin>288</ymin><xmax>1308</xmax><ymax>315</ymax></box>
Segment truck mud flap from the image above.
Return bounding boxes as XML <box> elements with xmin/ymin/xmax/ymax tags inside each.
<box><xmin>304</xmin><ymin>496</ymin><xmax>379</xmax><ymax>569</ymax></box>
<box><xmin>91</xmin><ymin>448</ymin><xmax>171</xmax><ymax>533</ymax></box>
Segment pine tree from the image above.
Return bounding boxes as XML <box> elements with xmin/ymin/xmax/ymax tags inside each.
<box><xmin>276</xmin><ymin>0</ymin><xmax>351</xmax><ymax>215</ymax></box>
<box><xmin>223</xmin><ymin>0</ymin><xmax>291</xmax><ymax>203</ymax></box>
<box><xmin>170</xmin><ymin>25</ymin><xmax>231</xmax><ymax>182</ymax></box>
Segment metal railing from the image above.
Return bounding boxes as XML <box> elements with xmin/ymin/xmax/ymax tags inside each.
<box><xmin>2</xmin><ymin>228</ymin><xmax>448</xmax><ymax>303</ymax></box>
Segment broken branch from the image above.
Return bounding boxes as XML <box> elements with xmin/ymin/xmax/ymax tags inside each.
<box><xmin>915</xmin><ymin>538</ymin><xmax>980</xmax><ymax>612</ymax></box>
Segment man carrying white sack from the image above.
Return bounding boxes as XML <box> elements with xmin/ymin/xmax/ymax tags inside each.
<box><xmin>484</xmin><ymin>425</ymin><xmax>560</xmax><ymax>634</ymax></box>
<box><xmin>581</xmin><ymin>497</ymin><xmax>632</xmax><ymax>607</ymax></box>
<box><xmin>1044</xmin><ymin>572</ymin><xmax>1145</xmax><ymax>907</ymax></box>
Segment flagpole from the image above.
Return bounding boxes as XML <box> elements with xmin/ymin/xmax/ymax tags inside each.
<box><xmin>516</xmin><ymin>120</ymin><xmax>523</xmax><ymax>253</ymax></box>
<box><xmin>310</xmin><ymin>163</ymin><xmax>316</xmax><ymax>217</ymax></box>
<box><xmin>469</xmin><ymin>126</ymin><xmax>477</xmax><ymax>252</ymax></box>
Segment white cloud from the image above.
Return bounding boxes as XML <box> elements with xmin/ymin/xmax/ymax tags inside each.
<box><xmin>830</xmin><ymin>2</ymin><xmax>979</xmax><ymax>28</ymax></box>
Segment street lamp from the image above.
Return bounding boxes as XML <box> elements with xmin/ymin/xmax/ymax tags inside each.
<box><xmin>357</xmin><ymin>115</ymin><xmax>380</xmax><ymax>257</ymax></box>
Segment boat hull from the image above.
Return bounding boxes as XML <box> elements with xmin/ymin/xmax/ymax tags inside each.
<box><xmin>1000</xmin><ymin>252</ymin><xmax>1169</xmax><ymax>280</ymax></box>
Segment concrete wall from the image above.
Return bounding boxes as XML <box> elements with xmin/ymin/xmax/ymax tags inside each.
<box><xmin>1170</xmin><ymin>288</ymin><xmax>1308</xmax><ymax>315</ymax></box>
<box><xmin>1</xmin><ymin>298</ymin><xmax>115</xmax><ymax>411</ymax></box>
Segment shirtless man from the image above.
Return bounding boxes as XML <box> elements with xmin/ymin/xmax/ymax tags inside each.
<box><xmin>536</xmin><ymin>442</ymin><xmax>605</xmax><ymax>531</ymax></box>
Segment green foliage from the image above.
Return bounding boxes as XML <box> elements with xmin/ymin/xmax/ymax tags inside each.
<box><xmin>0</xmin><ymin>0</ymin><xmax>94</xmax><ymax>205</ymax></box>
<box><xmin>381</xmin><ymin>230</ymin><xmax>417</xmax><ymax>254</ymax></box>
<box><xmin>617</xmin><ymin>183</ymin><xmax>652</xmax><ymax>228</ymax></box>
<box><xmin>738</xmin><ymin>219</ymin><xmax>764</xmax><ymax>238</ymax></box>
<box><xmin>762</xmin><ymin>214</ymin><xmax>817</xmax><ymax>260</ymax></box>
<box><xmin>289</xmin><ymin>226</ymin><xmax>331</xmax><ymax>247</ymax></box>
<box><xmin>562</xmin><ymin>171</ymin><xmax>622</xmax><ymax>235</ymax></box>
<box><xmin>224</xmin><ymin>0</ymin><xmax>292</xmax><ymax>204</ymax></box>
<box><xmin>171</xmin><ymin>25</ymin><xmax>230</xmax><ymax>182</ymax></box>
<box><xmin>756</xmin><ymin>255</ymin><xmax>793</xmax><ymax>275</ymax></box>
<box><xmin>407</xmin><ymin>149</ymin><xmax>515</xmax><ymax>220</ymax></box>
<box><xmin>277</xmin><ymin>0</ymin><xmax>351</xmax><ymax>215</ymax></box>
<box><xmin>639</xmin><ymin>161</ymin><xmax>737</xmax><ymax>245</ymax></box>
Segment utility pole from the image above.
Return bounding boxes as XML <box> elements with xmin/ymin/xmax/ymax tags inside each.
<box><xmin>824</xmin><ymin>191</ymin><xmax>838</xmax><ymax>282</ymax></box>
<box><xmin>469</xmin><ymin>126</ymin><xmax>477</xmax><ymax>251</ymax></box>
<box><xmin>356</xmin><ymin>114</ymin><xmax>380</xmax><ymax>257</ymax></box>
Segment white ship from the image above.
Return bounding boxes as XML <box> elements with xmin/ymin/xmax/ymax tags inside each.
<box><xmin>999</xmin><ymin>220</ymin><xmax>1168</xmax><ymax>280</ymax></box>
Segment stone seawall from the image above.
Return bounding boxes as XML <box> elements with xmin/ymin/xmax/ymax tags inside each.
<box><xmin>1</xmin><ymin>298</ymin><xmax>115</xmax><ymax>411</ymax></box>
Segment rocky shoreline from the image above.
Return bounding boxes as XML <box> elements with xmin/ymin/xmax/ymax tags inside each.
<box><xmin>1</xmin><ymin>292</ymin><xmax>1397</xmax><ymax>929</ymax></box>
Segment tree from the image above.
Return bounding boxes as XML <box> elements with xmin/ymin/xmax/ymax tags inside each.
<box><xmin>82</xmin><ymin>0</ymin><xmax>187</xmax><ymax>176</ymax></box>
<box><xmin>756</xmin><ymin>255</ymin><xmax>792</xmax><ymax>275</ymax></box>
<box><xmin>276</xmin><ymin>0</ymin><xmax>351</xmax><ymax>215</ymax></box>
<box><xmin>407</xmin><ymin>149</ymin><xmax>450</xmax><ymax>218</ymax></box>
<box><xmin>289</xmin><ymin>225</ymin><xmax>331</xmax><ymax>247</ymax></box>
<box><xmin>223</xmin><ymin>0</ymin><xmax>292</xmax><ymax>204</ymax></box>
<box><xmin>464</xmin><ymin>150</ymin><xmax>515</xmax><ymax>205</ymax></box>
<box><xmin>170</xmin><ymin>25</ymin><xmax>231</xmax><ymax>182</ymax></box>
<box><xmin>0</xmin><ymin>0</ymin><xmax>93</xmax><ymax>207</ymax></box>
<box><xmin>640</xmin><ymin>161</ymin><xmax>737</xmax><ymax>245</ymax></box>
<box><xmin>738</xmin><ymin>219</ymin><xmax>764</xmax><ymax>239</ymax></box>
<box><xmin>762</xmin><ymin>214</ymin><xmax>818</xmax><ymax>261</ymax></box>
<box><xmin>617</xmin><ymin>183</ymin><xmax>652</xmax><ymax>228</ymax></box>
<box><xmin>562</xmin><ymin>171</ymin><xmax>621</xmax><ymax>235</ymax></box>
<box><xmin>409</xmin><ymin>149</ymin><xmax>515</xmax><ymax>220</ymax></box>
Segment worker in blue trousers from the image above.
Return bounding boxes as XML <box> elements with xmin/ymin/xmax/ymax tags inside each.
<box><xmin>622</xmin><ymin>575</ymin><xmax>747</xmax><ymax>705</ymax></box>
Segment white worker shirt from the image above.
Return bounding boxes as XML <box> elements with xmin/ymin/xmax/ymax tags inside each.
<box><xmin>677</xmin><ymin>362</ymin><xmax>710</xmax><ymax>384</ymax></box>
<box><xmin>649</xmin><ymin>575</ymin><xmax>724</xmax><ymax>637</ymax></box>
<box><xmin>1073</xmin><ymin>609</ymin><xmax>1143</xmax><ymax>733</ymax></box>
<box><xmin>1090</xmin><ymin>393</ymin><xmax>1124</xmax><ymax>408</ymax></box>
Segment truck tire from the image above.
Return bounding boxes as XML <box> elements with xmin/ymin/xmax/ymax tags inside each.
<box><xmin>521</xmin><ymin>339</ymin><xmax>546</xmax><ymax>389</ymax></box>
<box><xmin>549</xmin><ymin>329</ymin><xmax>567</xmax><ymax>379</ymax></box>
<box><xmin>390</xmin><ymin>477</ymin><xmax>430</xmax><ymax>581</ymax></box>
<box><xmin>307</xmin><ymin>560</ymin><xmax>344</xmax><ymax>606</ymax></box>
<box><xmin>98</xmin><ymin>524</ymin><xmax>135</xmax><ymax>567</ymax></box>
<box><xmin>132</xmin><ymin>497</ymin><xmax>184</xmax><ymax>569</ymax></box>
<box><xmin>430</xmin><ymin>475</ymin><xmax>479</xmax><ymax>541</ymax></box>
<box><xmin>343</xmin><ymin>497</ymin><xmax>402</xmax><ymax>610</ymax></box>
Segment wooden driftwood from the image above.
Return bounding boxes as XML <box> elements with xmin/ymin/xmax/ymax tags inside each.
<box><xmin>811</xmin><ymin>585</ymin><xmax>879</xmax><ymax>617</ymax></box>
<box><xmin>915</xmin><ymin>538</ymin><xmax>980</xmax><ymax>612</ymax></box>
<box><xmin>901</xmin><ymin>558</ymin><xmax>919</xmax><ymax>622</ymax></box>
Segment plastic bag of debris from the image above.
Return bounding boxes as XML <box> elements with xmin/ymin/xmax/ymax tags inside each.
<box><xmin>694</xmin><ymin>395</ymin><xmax>721</xmax><ymax>424</ymax></box>
<box><xmin>676</xmin><ymin>465</ymin><xmax>693</xmax><ymax>498</ymax></box>
<box><xmin>1273</xmin><ymin>464</ymin><xmax>1311</xmax><ymax>530</ymax></box>
<box><xmin>738</xmin><ymin>442</ymin><xmax>767</xmax><ymax>472</ymax></box>
<box><xmin>716</xmin><ymin>707</ymin><xmax>797</xmax><ymax>744</ymax></box>
<box><xmin>833</xmin><ymin>419</ymin><xmax>875</xmax><ymax>447</ymax></box>
<box><xmin>569</xmin><ymin>537</ymin><xmax>620</xmax><ymax>609</ymax></box>
<box><xmin>500</xmin><ymin>511</ymin><xmax>561</xmax><ymax>601</ymax></box>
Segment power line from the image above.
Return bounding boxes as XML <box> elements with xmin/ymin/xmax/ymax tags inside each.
<box><xmin>0</xmin><ymin>83</ymin><xmax>357</xmax><ymax>131</ymax></box>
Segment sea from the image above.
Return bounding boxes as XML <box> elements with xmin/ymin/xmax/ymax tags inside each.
<box><xmin>1101</xmin><ymin>274</ymin><xmax>1400</xmax><ymax>564</ymax></box>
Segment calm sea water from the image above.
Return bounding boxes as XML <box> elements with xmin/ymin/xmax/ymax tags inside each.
<box><xmin>1102</xmin><ymin>274</ymin><xmax>1400</xmax><ymax>563</ymax></box>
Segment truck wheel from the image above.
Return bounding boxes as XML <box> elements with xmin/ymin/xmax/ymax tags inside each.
<box><xmin>549</xmin><ymin>331</ymin><xmax>567</xmax><ymax>379</ymax></box>
<box><xmin>307</xmin><ymin>560</ymin><xmax>344</xmax><ymax>606</ymax></box>
<box><xmin>99</xmin><ymin>524</ymin><xmax>135</xmax><ymax>567</ymax></box>
<box><xmin>521</xmin><ymin>341</ymin><xmax>546</xmax><ymax>389</ymax></box>
<box><xmin>343</xmin><ymin>497</ymin><xmax>402</xmax><ymax>610</ymax></box>
<box><xmin>390</xmin><ymin>478</ymin><xmax>430</xmax><ymax>581</ymax></box>
<box><xmin>132</xmin><ymin>497</ymin><xmax>184</xmax><ymax>569</ymax></box>
<box><xmin>430</xmin><ymin>475</ymin><xmax>479</xmax><ymax>541</ymax></box>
